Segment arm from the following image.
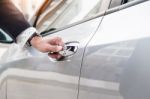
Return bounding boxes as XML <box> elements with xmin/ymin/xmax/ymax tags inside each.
<box><xmin>0</xmin><ymin>0</ymin><xmax>64</xmax><ymax>53</ymax></box>
<box><xmin>0</xmin><ymin>0</ymin><xmax>30</xmax><ymax>41</ymax></box>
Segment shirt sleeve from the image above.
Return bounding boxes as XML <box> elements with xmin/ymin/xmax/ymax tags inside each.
<box><xmin>0</xmin><ymin>0</ymin><xmax>31</xmax><ymax>41</ymax></box>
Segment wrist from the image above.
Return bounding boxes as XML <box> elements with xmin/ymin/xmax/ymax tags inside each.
<box><xmin>26</xmin><ymin>32</ymin><xmax>41</xmax><ymax>46</ymax></box>
<box><xmin>30</xmin><ymin>35</ymin><xmax>42</xmax><ymax>46</ymax></box>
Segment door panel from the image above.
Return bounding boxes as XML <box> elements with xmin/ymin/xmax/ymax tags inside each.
<box><xmin>0</xmin><ymin>17</ymin><xmax>103</xmax><ymax>99</ymax></box>
<box><xmin>79</xmin><ymin>1</ymin><xmax>150</xmax><ymax>99</ymax></box>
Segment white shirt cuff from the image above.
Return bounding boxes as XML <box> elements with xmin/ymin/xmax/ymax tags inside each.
<box><xmin>16</xmin><ymin>27</ymin><xmax>37</xmax><ymax>48</ymax></box>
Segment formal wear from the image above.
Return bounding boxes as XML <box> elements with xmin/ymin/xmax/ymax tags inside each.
<box><xmin>0</xmin><ymin>0</ymin><xmax>37</xmax><ymax>47</ymax></box>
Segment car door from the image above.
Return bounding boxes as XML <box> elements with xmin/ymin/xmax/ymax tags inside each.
<box><xmin>0</xmin><ymin>12</ymin><xmax>105</xmax><ymax>99</ymax></box>
<box><xmin>78</xmin><ymin>0</ymin><xmax>150</xmax><ymax>99</ymax></box>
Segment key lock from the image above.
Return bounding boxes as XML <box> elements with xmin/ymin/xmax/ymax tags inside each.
<box><xmin>48</xmin><ymin>41</ymin><xmax>79</xmax><ymax>61</ymax></box>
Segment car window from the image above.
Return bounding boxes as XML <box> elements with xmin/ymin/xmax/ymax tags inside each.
<box><xmin>109</xmin><ymin>0</ymin><xmax>135</xmax><ymax>8</ymax></box>
<box><xmin>0</xmin><ymin>29</ymin><xmax>13</xmax><ymax>43</ymax></box>
<box><xmin>35</xmin><ymin>0</ymin><xmax>111</xmax><ymax>33</ymax></box>
<box><xmin>36</xmin><ymin>0</ymin><xmax>139</xmax><ymax>34</ymax></box>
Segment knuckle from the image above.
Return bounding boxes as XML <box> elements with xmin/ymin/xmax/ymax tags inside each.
<box><xmin>49</xmin><ymin>46</ymin><xmax>57</xmax><ymax>52</ymax></box>
<box><xmin>56</xmin><ymin>36</ymin><xmax>62</xmax><ymax>41</ymax></box>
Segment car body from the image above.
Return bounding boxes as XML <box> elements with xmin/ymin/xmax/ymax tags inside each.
<box><xmin>0</xmin><ymin>0</ymin><xmax>109</xmax><ymax>58</ymax></box>
<box><xmin>0</xmin><ymin>0</ymin><xmax>150</xmax><ymax>99</ymax></box>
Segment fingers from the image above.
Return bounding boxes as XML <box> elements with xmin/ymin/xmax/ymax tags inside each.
<box><xmin>47</xmin><ymin>44</ymin><xmax>63</xmax><ymax>52</ymax></box>
<box><xmin>45</xmin><ymin>36</ymin><xmax>64</xmax><ymax>52</ymax></box>
<box><xmin>48</xmin><ymin>36</ymin><xmax>64</xmax><ymax>46</ymax></box>
<box><xmin>31</xmin><ymin>36</ymin><xmax>64</xmax><ymax>53</ymax></box>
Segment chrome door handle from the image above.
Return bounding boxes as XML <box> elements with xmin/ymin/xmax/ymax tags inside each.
<box><xmin>48</xmin><ymin>41</ymin><xmax>79</xmax><ymax>61</ymax></box>
<box><xmin>59</xmin><ymin>41</ymin><xmax>79</xmax><ymax>57</ymax></box>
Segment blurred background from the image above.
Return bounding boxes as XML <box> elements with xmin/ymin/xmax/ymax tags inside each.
<box><xmin>10</xmin><ymin>0</ymin><xmax>103</xmax><ymax>32</ymax></box>
<box><xmin>11</xmin><ymin>0</ymin><xmax>45</xmax><ymax>19</ymax></box>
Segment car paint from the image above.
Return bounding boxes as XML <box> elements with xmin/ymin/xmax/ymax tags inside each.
<box><xmin>0</xmin><ymin>16</ymin><xmax>103</xmax><ymax>99</ymax></box>
<box><xmin>0</xmin><ymin>0</ymin><xmax>150</xmax><ymax>99</ymax></box>
<box><xmin>79</xmin><ymin>1</ymin><xmax>150</xmax><ymax>99</ymax></box>
<box><xmin>0</xmin><ymin>44</ymin><xmax>9</xmax><ymax>58</ymax></box>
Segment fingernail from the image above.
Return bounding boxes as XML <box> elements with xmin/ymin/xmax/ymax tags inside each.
<box><xmin>57</xmin><ymin>46</ymin><xmax>63</xmax><ymax>50</ymax></box>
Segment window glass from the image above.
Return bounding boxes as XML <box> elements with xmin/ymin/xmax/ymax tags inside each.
<box><xmin>0</xmin><ymin>29</ymin><xmax>13</xmax><ymax>43</ymax></box>
<box><xmin>109</xmin><ymin>0</ymin><xmax>136</xmax><ymax>9</ymax></box>
<box><xmin>11</xmin><ymin>0</ymin><xmax>45</xmax><ymax>19</ymax></box>
<box><xmin>35</xmin><ymin>0</ymin><xmax>108</xmax><ymax>32</ymax></box>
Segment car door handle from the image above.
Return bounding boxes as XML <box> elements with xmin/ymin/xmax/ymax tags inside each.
<box><xmin>48</xmin><ymin>41</ymin><xmax>79</xmax><ymax>61</ymax></box>
<box><xmin>60</xmin><ymin>41</ymin><xmax>79</xmax><ymax>56</ymax></box>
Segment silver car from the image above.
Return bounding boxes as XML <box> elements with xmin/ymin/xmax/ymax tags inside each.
<box><xmin>0</xmin><ymin>0</ymin><xmax>108</xmax><ymax>58</ymax></box>
<box><xmin>0</xmin><ymin>0</ymin><xmax>150</xmax><ymax>99</ymax></box>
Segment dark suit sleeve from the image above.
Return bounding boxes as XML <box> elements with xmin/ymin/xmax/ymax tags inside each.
<box><xmin>0</xmin><ymin>0</ymin><xmax>31</xmax><ymax>41</ymax></box>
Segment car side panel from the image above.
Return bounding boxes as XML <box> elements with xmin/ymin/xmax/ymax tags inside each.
<box><xmin>0</xmin><ymin>17</ymin><xmax>103</xmax><ymax>99</ymax></box>
<box><xmin>79</xmin><ymin>1</ymin><xmax>150</xmax><ymax>99</ymax></box>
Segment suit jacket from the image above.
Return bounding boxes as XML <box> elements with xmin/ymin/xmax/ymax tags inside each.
<box><xmin>0</xmin><ymin>0</ymin><xmax>31</xmax><ymax>41</ymax></box>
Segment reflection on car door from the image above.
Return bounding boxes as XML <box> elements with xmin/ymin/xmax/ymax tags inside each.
<box><xmin>78</xmin><ymin>1</ymin><xmax>150</xmax><ymax>99</ymax></box>
<box><xmin>0</xmin><ymin>16</ymin><xmax>103</xmax><ymax>99</ymax></box>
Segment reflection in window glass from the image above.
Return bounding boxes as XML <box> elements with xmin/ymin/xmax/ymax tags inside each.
<box><xmin>36</xmin><ymin>0</ymin><xmax>103</xmax><ymax>32</ymax></box>
<box><xmin>11</xmin><ymin>0</ymin><xmax>45</xmax><ymax>19</ymax></box>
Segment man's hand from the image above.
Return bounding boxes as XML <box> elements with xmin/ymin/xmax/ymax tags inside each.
<box><xmin>30</xmin><ymin>36</ymin><xmax>64</xmax><ymax>53</ymax></box>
